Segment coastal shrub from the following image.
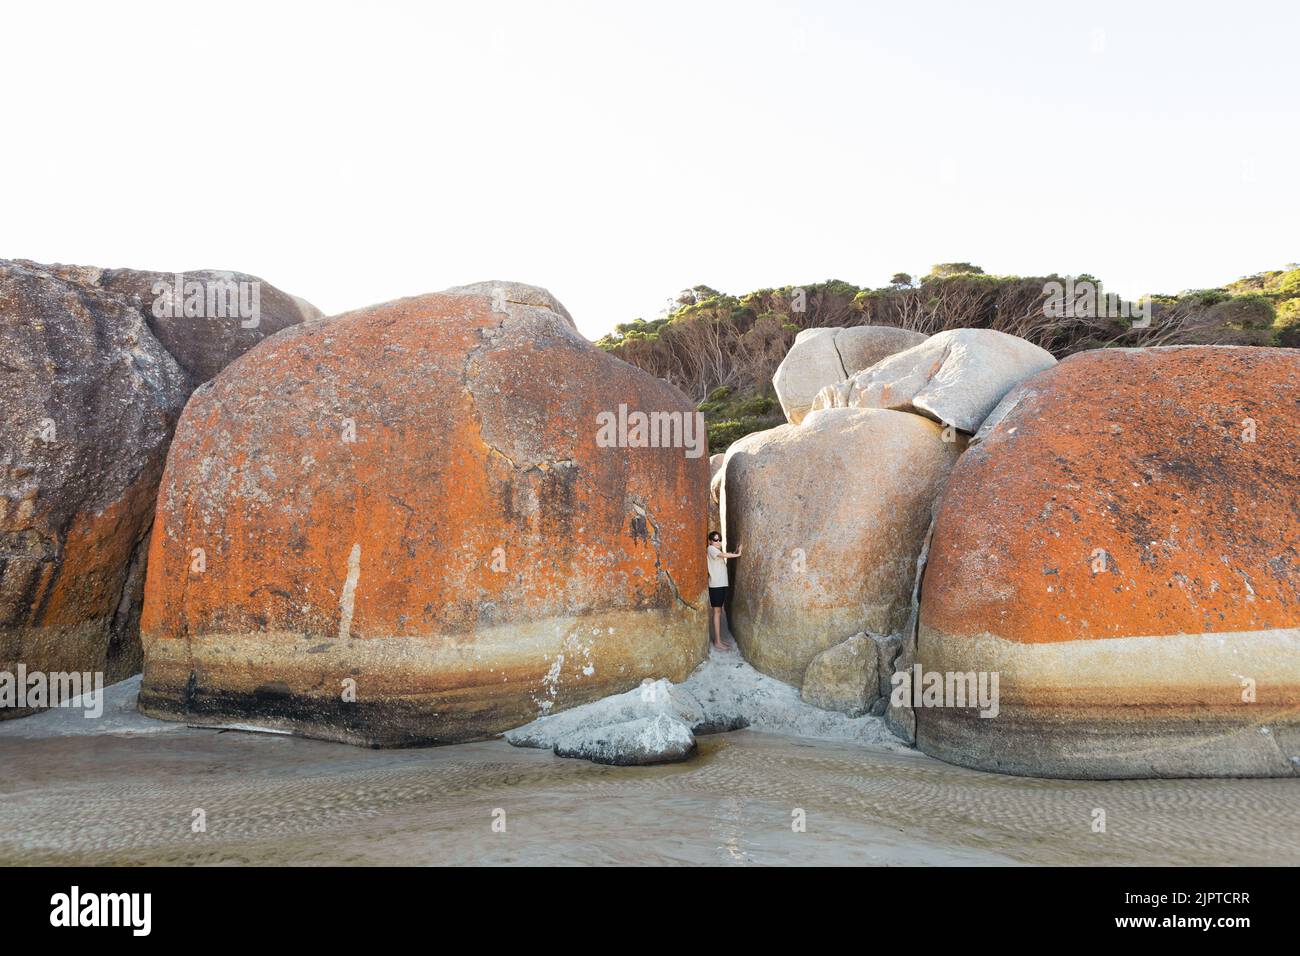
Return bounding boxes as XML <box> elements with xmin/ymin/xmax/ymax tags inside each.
<box><xmin>1274</xmin><ymin>299</ymin><xmax>1300</xmax><ymax>347</ymax></box>
<box><xmin>598</xmin><ymin>264</ymin><xmax>1300</xmax><ymax>452</ymax></box>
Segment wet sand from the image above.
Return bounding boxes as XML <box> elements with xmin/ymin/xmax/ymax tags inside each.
<box><xmin>2</xmin><ymin>715</ymin><xmax>1297</xmax><ymax>865</ymax></box>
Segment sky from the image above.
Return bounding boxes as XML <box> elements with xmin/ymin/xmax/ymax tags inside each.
<box><xmin>3</xmin><ymin>0</ymin><xmax>1296</xmax><ymax>340</ymax></box>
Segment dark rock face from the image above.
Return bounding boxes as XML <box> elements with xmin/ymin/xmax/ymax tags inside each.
<box><xmin>97</xmin><ymin>268</ymin><xmax>316</xmax><ymax>384</ymax></box>
<box><xmin>0</xmin><ymin>261</ymin><xmax>190</xmax><ymax>702</ymax></box>
<box><xmin>0</xmin><ymin>260</ymin><xmax>315</xmax><ymax>714</ymax></box>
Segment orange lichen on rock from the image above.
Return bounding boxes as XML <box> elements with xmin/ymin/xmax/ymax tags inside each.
<box><xmin>916</xmin><ymin>346</ymin><xmax>1300</xmax><ymax>777</ymax></box>
<box><xmin>139</xmin><ymin>288</ymin><xmax>708</xmax><ymax>746</ymax></box>
<box><xmin>1</xmin><ymin>258</ymin><xmax>315</xmax><ymax>714</ymax></box>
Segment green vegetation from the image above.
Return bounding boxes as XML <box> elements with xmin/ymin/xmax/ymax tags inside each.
<box><xmin>698</xmin><ymin>386</ymin><xmax>783</xmax><ymax>454</ymax></box>
<box><xmin>598</xmin><ymin>264</ymin><xmax>1300</xmax><ymax>453</ymax></box>
<box><xmin>1225</xmin><ymin>267</ymin><xmax>1300</xmax><ymax>346</ymax></box>
<box><xmin>923</xmin><ymin>262</ymin><xmax>986</xmax><ymax>279</ymax></box>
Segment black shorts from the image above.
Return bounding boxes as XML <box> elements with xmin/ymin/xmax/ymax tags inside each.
<box><xmin>709</xmin><ymin>586</ymin><xmax>728</xmax><ymax>608</ymax></box>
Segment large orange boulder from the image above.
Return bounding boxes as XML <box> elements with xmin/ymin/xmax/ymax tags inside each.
<box><xmin>916</xmin><ymin>346</ymin><xmax>1300</xmax><ymax>777</ymax></box>
<box><xmin>138</xmin><ymin>287</ymin><xmax>709</xmax><ymax>746</ymax></box>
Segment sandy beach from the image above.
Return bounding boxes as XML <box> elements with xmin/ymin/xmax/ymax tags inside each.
<box><xmin>2</xmin><ymin>683</ymin><xmax>1295</xmax><ymax>866</ymax></box>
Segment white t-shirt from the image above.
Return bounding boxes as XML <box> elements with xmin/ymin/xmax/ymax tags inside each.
<box><xmin>707</xmin><ymin>544</ymin><xmax>728</xmax><ymax>588</ymax></box>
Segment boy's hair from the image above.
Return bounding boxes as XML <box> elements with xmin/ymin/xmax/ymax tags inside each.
<box><xmin>708</xmin><ymin>532</ymin><xmax>722</xmax><ymax>543</ymax></box>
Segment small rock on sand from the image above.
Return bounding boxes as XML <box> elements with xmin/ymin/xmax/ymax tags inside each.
<box><xmin>553</xmin><ymin>714</ymin><xmax>696</xmax><ymax>766</ymax></box>
<box><xmin>506</xmin><ymin>646</ymin><xmax>909</xmax><ymax>766</ymax></box>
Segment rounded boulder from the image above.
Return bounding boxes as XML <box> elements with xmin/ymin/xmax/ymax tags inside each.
<box><xmin>917</xmin><ymin>346</ymin><xmax>1300</xmax><ymax>778</ymax></box>
<box><xmin>773</xmin><ymin>326</ymin><xmax>928</xmax><ymax>425</ymax></box>
<box><xmin>720</xmin><ymin>407</ymin><xmax>963</xmax><ymax>686</ymax></box>
<box><xmin>138</xmin><ymin>288</ymin><xmax>708</xmax><ymax>745</ymax></box>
